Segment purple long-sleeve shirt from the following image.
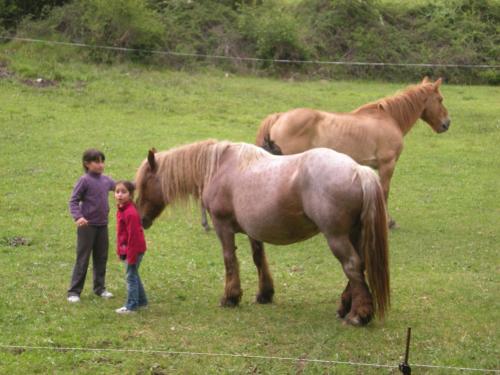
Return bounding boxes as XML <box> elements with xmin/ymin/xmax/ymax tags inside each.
<box><xmin>69</xmin><ymin>172</ymin><xmax>115</xmax><ymax>226</ymax></box>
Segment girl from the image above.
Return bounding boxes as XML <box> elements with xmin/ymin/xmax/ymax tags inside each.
<box><xmin>114</xmin><ymin>180</ymin><xmax>148</xmax><ymax>314</ymax></box>
<box><xmin>68</xmin><ymin>149</ymin><xmax>115</xmax><ymax>302</ymax></box>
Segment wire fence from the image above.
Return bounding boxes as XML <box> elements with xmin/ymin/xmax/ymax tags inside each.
<box><xmin>1</xmin><ymin>344</ymin><xmax>498</xmax><ymax>373</ymax></box>
<box><xmin>1</xmin><ymin>36</ymin><xmax>499</xmax><ymax>70</ymax></box>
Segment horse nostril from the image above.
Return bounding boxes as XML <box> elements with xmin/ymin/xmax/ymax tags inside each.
<box><xmin>141</xmin><ymin>217</ymin><xmax>152</xmax><ymax>229</ymax></box>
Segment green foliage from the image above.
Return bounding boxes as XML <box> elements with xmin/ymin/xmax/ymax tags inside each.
<box><xmin>3</xmin><ymin>0</ymin><xmax>500</xmax><ymax>83</ymax></box>
<box><xmin>294</xmin><ymin>0</ymin><xmax>500</xmax><ymax>83</ymax></box>
<box><xmin>238</xmin><ymin>1</ymin><xmax>309</xmax><ymax>72</ymax></box>
<box><xmin>0</xmin><ymin>0</ymin><xmax>70</xmax><ymax>29</ymax></box>
<box><xmin>158</xmin><ymin>0</ymin><xmax>239</xmax><ymax>58</ymax></box>
<box><xmin>15</xmin><ymin>0</ymin><xmax>165</xmax><ymax>62</ymax></box>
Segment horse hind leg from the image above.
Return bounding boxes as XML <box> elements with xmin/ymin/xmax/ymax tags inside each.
<box><xmin>327</xmin><ymin>235</ymin><xmax>374</xmax><ymax>326</ymax></box>
<box><xmin>337</xmin><ymin>281</ymin><xmax>352</xmax><ymax>319</ymax></box>
<box><xmin>378</xmin><ymin>158</ymin><xmax>397</xmax><ymax>229</ymax></box>
<box><xmin>249</xmin><ymin>238</ymin><xmax>274</xmax><ymax>304</ymax></box>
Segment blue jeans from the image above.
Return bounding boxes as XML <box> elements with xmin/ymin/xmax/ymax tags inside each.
<box><xmin>124</xmin><ymin>254</ymin><xmax>147</xmax><ymax>310</ymax></box>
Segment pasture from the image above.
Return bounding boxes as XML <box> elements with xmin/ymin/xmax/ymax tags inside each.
<box><xmin>0</xmin><ymin>58</ymin><xmax>499</xmax><ymax>373</ymax></box>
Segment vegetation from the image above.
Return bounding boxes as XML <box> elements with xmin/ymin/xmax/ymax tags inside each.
<box><xmin>0</xmin><ymin>47</ymin><xmax>499</xmax><ymax>373</ymax></box>
<box><xmin>1</xmin><ymin>0</ymin><xmax>499</xmax><ymax>83</ymax></box>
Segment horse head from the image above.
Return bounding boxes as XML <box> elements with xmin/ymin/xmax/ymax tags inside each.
<box><xmin>420</xmin><ymin>77</ymin><xmax>451</xmax><ymax>133</ymax></box>
<box><xmin>135</xmin><ymin>148</ymin><xmax>166</xmax><ymax>229</ymax></box>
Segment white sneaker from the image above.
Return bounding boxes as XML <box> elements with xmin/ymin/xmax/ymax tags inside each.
<box><xmin>67</xmin><ymin>295</ymin><xmax>80</xmax><ymax>303</ymax></box>
<box><xmin>100</xmin><ymin>291</ymin><xmax>114</xmax><ymax>299</ymax></box>
<box><xmin>115</xmin><ymin>306</ymin><xmax>136</xmax><ymax>314</ymax></box>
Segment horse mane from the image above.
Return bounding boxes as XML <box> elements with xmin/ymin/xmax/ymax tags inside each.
<box><xmin>235</xmin><ymin>143</ymin><xmax>271</xmax><ymax>169</ymax></box>
<box><xmin>354</xmin><ymin>82</ymin><xmax>435</xmax><ymax>132</ymax></box>
<box><xmin>135</xmin><ymin>140</ymin><xmax>272</xmax><ymax>205</ymax></box>
<box><xmin>135</xmin><ymin>139</ymin><xmax>231</xmax><ymax>203</ymax></box>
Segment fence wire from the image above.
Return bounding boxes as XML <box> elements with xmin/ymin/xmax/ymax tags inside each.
<box><xmin>1</xmin><ymin>36</ymin><xmax>499</xmax><ymax>69</ymax></box>
<box><xmin>1</xmin><ymin>344</ymin><xmax>499</xmax><ymax>373</ymax></box>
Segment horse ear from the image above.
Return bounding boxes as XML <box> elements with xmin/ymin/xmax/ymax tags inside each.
<box><xmin>148</xmin><ymin>148</ymin><xmax>157</xmax><ymax>172</ymax></box>
<box><xmin>434</xmin><ymin>77</ymin><xmax>443</xmax><ymax>90</ymax></box>
<box><xmin>422</xmin><ymin>76</ymin><xmax>430</xmax><ymax>84</ymax></box>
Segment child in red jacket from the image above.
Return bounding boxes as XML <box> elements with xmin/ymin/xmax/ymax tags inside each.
<box><xmin>114</xmin><ymin>180</ymin><xmax>147</xmax><ymax>314</ymax></box>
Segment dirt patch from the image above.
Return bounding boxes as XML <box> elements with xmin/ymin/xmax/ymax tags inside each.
<box><xmin>21</xmin><ymin>77</ymin><xmax>58</xmax><ymax>88</ymax></box>
<box><xmin>2</xmin><ymin>236</ymin><xmax>32</xmax><ymax>247</ymax></box>
<box><xmin>0</xmin><ymin>61</ymin><xmax>59</xmax><ymax>87</ymax></box>
<box><xmin>0</xmin><ymin>64</ymin><xmax>14</xmax><ymax>79</ymax></box>
<box><xmin>9</xmin><ymin>347</ymin><xmax>25</xmax><ymax>355</ymax></box>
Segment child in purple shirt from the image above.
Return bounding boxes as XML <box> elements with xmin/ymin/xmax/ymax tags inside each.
<box><xmin>67</xmin><ymin>149</ymin><xmax>115</xmax><ymax>303</ymax></box>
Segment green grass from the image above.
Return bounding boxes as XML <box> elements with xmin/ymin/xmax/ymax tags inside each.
<box><xmin>0</xmin><ymin>48</ymin><xmax>499</xmax><ymax>374</ymax></box>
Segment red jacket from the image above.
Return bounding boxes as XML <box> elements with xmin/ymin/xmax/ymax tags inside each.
<box><xmin>116</xmin><ymin>202</ymin><xmax>147</xmax><ymax>265</ymax></box>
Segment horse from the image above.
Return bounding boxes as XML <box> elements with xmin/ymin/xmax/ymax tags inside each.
<box><xmin>135</xmin><ymin>139</ymin><xmax>390</xmax><ymax>326</ymax></box>
<box><xmin>255</xmin><ymin>77</ymin><xmax>451</xmax><ymax>228</ymax></box>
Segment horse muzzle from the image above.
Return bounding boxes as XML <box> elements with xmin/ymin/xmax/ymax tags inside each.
<box><xmin>141</xmin><ymin>216</ymin><xmax>153</xmax><ymax>229</ymax></box>
<box><xmin>438</xmin><ymin>118</ymin><xmax>451</xmax><ymax>133</ymax></box>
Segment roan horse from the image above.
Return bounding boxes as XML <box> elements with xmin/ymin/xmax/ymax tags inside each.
<box><xmin>255</xmin><ymin>77</ymin><xmax>451</xmax><ymax>228</ymax></box>
<box><xmin>135</xmin><ymin>140</ymin><xmax>390</xmax><ymax>326</ymax></box>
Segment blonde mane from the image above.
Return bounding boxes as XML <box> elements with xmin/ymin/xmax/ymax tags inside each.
<box><xmin>354</xmin><ymin>82</ymin><xmax>435</xmax><ymax>133</ymax></box>
<box><xmin>135</xmin><ymin>140</ymin><xmax>271</xmax><ymax>205</ymax></box>
<box><xmin>234</xmin><ymin>143</ymin><xmax>270</xmax><ymax>169</ymax></box>
<box><xmin>135</xmin><ymin>139</ymin><xmax>230</xmax><ymax>203</ymax></box>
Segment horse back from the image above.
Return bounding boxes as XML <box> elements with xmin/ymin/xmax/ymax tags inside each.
<box><xmin>268</xmin><ymin>108</ymin><xmax>327</xmax><ymax>154</ymax></box>
<box><xmin>269</xmin><ymin>108</ymin><xmax>402</xmax><ymax>167</ymax></box>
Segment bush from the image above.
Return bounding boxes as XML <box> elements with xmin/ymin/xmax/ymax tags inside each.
<box><xmin>16</xmin><ymin>0</ymin><xmax>165</xmax><ymax>62</ymax></box>
<box><xmin>0</xmin><ymin>0</ymin><xmax>71</xmax><ymax>29</ymax></box>
<box><xmin>5</xmin><ymin>0</ymin><xmax>499</xmax><ymax>83</ymax></box>
<box><xmin>292</xmin><ymin>0</ymin><xmax>499</xmax><ymax>83</ymax></box>
<box><xmin>238</xmin><ymin>1</ymin><xmax>310</xmax><ymax>73</ymax></box>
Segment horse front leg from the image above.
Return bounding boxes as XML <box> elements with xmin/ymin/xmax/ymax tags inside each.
<box><xmin>378</xmin><ymin>158</ymin><xmax>397</xmax><ymax>229</ymax></box>
<box><xmin>213</xmin><ymin>224</ymin><xmax>242</xmax><ymax>307</ymax></box>
<box><xmin>328</xmin><ymin>235</ymin><xmax>373</xmax><ymax>326</ymax></box>
<box><xmin>200</xmin><ymin>203</ymin><xmax>211</xmax><ymax>232</ymax></box>
<box><xmin>249</xmin><ymin>238</ymin><xmax>274</xmax><ymax>304</ymax></box>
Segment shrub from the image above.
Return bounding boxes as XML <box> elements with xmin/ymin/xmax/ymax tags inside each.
<box><xmin>16</xmin><ymin>0</ymin><xmax>165</xmax><ymax>62</ymax></box>
<box><xmin>238</xmin><ymin>1</ymin><xmax>310</xmax><ymax>73</ymax></box>
<box><xmin>5</xmin><ymin>0</ymin><xmax>499</xmax><ymax>83</ymax></box>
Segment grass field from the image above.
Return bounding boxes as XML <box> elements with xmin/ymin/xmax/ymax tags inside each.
<box><xmin>0</xmin><ymin>48</ymin><xmax>499</xmax><ymax>374</ymax></box>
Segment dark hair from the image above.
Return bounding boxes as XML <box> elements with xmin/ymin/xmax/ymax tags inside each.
<box><xmin>82</xmin><ymin>149</ymin><xmax>105</xmax><ymax>171</ymax></box>
<box><xmin>115</xmin><ymin>180</ymin><xmax>136</xmax><ymax>196</ymax></box>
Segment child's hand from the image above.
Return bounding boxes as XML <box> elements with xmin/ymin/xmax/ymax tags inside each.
<box><xmin>75</xmin><ymin>217</ymin><xmax>88</xmax><ymax>227</ymax></box>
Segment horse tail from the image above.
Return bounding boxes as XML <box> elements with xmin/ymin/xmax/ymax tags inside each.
<box><xmin>357</xmin><ymin>165</ymin><xmax>390</xmax><ymax>320</ymax></box>
<box><xmin>255</xmin><ymin>113</ymin><xmax>281</xmax><ymax>151</ymax></box>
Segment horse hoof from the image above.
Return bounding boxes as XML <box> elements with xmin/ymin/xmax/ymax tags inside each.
<box><xmin>344</xmin><ymin>315</ymin><xmax>363</xmax><ymax>326</ymax></box>
<box><xmin>336</xmin><ymin>308</ymin><xmax>349</xmax><ymax>319</ymax></box>
<box><xmin>220</xmin><ymin>296</ymin><xmax>240</xmax><ymax>307</ymax></box>
<box><xmin>344</xmin><ymin>313</ymin><xmax>372</xmax><ymax>326</ymax></box>
<box><xmin>255</xmin><ymin>292</ymin><xmax>274</xmax><ymax>304</ymax></box>
<box><xmin>388</xmin><ymin>219</ymin><xmax>398</xmax><ymax>229</ymax></box>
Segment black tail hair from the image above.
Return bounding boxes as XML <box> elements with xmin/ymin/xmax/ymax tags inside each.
<box><xmin>262</xmin><ymin>135</ymin><xmax>283</xmax><ymax>155</ymax></box>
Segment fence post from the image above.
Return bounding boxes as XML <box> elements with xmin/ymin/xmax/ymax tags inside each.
<box><xmin>399</xmin><ymin>327</ymin><xmax>412</xmax><ymax>374</ymax></box>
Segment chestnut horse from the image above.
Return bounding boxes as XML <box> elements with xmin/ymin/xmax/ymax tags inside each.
<box><xmin>255</xmin><ymin>77</ymin><xmax>451</xmax><ymax>227</ymax></box>
<box><xmin>135</xmin><ymin>140</ymin><xmax>390</xmax><ymax>326</ymax></box>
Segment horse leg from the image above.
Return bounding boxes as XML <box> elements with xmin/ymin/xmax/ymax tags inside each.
<box><xmin>249</xmin><ymin>238</ymin><xmax>274</xmax><ymax>304</ymax></box>
<box><xmin>337</xmin><ymin>281</ymin><xmax>352</xmax><ymax>319</ymax></box>
<box><xmin>200</xmin><ymin>203</ymin><xmax>211</xmax><ymax>232</ymax></box>
<box><xmin>213</xmin><ymin>225</ymin><xmax>242</xmax><ymax>307</ymax></box>
<box><xmin>378</xmin><ymin>159</ymin><xmax>397</xmax><ymax>229</ymax></box>
<box><xmin>327</xmin><ymin>235</ymin><xmax>373</xmax><ymax>326</ymax></box>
